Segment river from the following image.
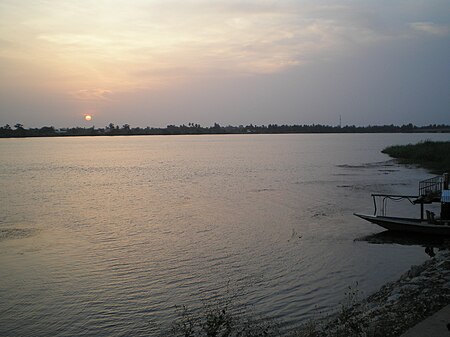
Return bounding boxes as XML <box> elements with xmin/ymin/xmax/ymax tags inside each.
<box><xmin>0</xmin><ymin>133</ymin><xmax>449</xmax><ymax>336</ymax></box>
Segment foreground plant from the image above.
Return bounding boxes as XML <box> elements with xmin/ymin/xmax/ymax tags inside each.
<box><xmin>170</xmin><ymin>284</ymin><xmax>281</xmax><ymax>337</ymax></box>
<box><xmin>170</xmin><ymin>301</ymin><xmax>280</xmax><ymax>337</ymax></box>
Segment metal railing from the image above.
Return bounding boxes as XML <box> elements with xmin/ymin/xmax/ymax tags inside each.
<box><xmin>419</xmin><ymin>176</ymin><xmax>443</xmax><ymax>197</ymax></box>
<box><xmin>371</xmin><ymin>193</ymin><xmax>417</xmax><ymax>216</ymax></box>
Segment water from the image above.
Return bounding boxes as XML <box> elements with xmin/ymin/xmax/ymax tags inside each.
<box><xmin>0</xmin><ymin>133</ymin><xmax>449</xmax><ymax>336</ymax></box>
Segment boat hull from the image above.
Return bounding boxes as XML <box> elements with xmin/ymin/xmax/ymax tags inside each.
<box><xmin>354</xmin><ymin>213</ymin><xmax>450</xmax><ymax>236</ymax></box>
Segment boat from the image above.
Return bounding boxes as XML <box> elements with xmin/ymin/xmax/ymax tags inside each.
<box><xmin>354</xmin><ymin>213</ymin><xmax>450</xmax><ymax>235</ymax></box>
<box><xmin>354</xmin><ymin>173</ymin><xmax>450</xmax><ymax>236</ymax></box>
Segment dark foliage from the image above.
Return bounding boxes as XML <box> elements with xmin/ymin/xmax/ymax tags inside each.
<box><xmin>382</xmin><ymin>140</ymin><xmax>450</xmax><ymax>174</ymax></box>
<box><xmin>170</xmin><ymin>295</ymin><xmax>280</xmax><ymax>337</ymax></box>
<box><xmin>1</xmin><ymin>123</ymin><xmax>449</xmax><ymax>138</ymax></box>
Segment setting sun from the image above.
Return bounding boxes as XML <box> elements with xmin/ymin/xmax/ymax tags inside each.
<box><xmin>84</xmin><ymin>114</ymin><xmax>92</xmax><ymax>121</ymax></box>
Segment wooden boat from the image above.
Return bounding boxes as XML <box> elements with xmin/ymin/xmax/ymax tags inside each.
<box><xmin>354</xmin><ymin>213</ymin><xmax>450</xmax><ymax>236</ymax></box>
<box><xmin>355</xmin><ymin>174</ymin><xmax>450</xmax><ymax>236</ymax></box>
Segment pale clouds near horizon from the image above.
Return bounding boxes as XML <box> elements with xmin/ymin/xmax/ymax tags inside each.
<box><xmin>0</xmin><ymin>0</ymin><xmax>449</xmax><ymax>127</ymax></box>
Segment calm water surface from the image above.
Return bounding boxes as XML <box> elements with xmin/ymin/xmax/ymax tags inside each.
<box><xmin>1</xmin><ymin>133</ymin><xmax>449</xmax><ymax>336</ymax></box>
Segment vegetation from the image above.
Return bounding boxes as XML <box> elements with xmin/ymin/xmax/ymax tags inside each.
<box><xmin>1</xmin><ymin>123</ymin><xmax>450</xmax><ymax>138</ymax></box>
<box><xmin>168</xmin><ymin>283</ymin><xmax>376</xmax><ymax>337</ymax></box>
<box><xmin>382</xmin><ymin>140</ymin><xmax>450</xmax><ymax>174</ymax></box>
<box><xmin>169</xmin><ymin>288</ymin><xmax>281</xmax><ymax>337</ymax></box>
<box><xmin>170</xmin><ymin>304</ymin><xmax>280</xmax><ymax>337</ymax></box>
<box><xmin>169</xmin><ymin>271</ymin><xmax>450</xmax><ymax>337</ymax></box>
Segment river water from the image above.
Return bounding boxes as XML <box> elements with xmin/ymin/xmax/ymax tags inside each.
<box><xmin>1</xmin><ymin>133</ymin><xmax>449</xmax><ymax>336</ymax></box>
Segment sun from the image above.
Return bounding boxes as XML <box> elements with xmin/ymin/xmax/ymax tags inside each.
<box><xmin>84</xmin><ymin>114</ymin><xmax>92</xmax><ymax>121</ymax></box>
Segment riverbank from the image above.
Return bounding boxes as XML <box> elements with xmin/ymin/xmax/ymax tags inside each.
<box><xmin>1</xmin><ymin>124</ymin><xmax>450</xmax><ymax>138</ymax></box>
<box><xmin>295</xmin><ymin>248</ymin><xmax>450</xmax><ymax>337</ymax></box>
<box><xmin>297</xmin><ymin>139</ymin><xmax>450</xmax><ymax>336</ymax></box>
<box><xmin>169</xmin><ymin>248</ymin><xmax>450</xmax><ymax>336</ymax></box>
<box><xmin>382</xmin><ymin>140</ymin><xmax>450</xmax><ymax>174</ymax></box>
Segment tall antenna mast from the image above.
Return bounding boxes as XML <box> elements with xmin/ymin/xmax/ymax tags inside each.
<box><xmin>339</xmin><ymin>115</ymin><xmax>342</xmax><ymax>128</ymax></box>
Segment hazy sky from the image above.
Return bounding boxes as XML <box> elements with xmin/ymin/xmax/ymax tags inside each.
<box><xmin>1</xmin><ymin>0</ymin><xmax>449</xmax><ymax>128</ymax></box>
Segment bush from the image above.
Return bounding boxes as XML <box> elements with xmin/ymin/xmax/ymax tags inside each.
<box><xmin>382</xmin><ymin>141</ymin><xmax>450</xmax><ymax>174</ymax></box>
<box><xmin>170</xmin><ymin>291</ymin><xmax>280</xmax><ymax>337</ymax></box>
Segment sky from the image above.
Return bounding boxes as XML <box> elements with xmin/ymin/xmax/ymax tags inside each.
<box><xmin>0</xmin><ymin>0</ymin><xmax>449</xmax><ymax>128</ymax></box>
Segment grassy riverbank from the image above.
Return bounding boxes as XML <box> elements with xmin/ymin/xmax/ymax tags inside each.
<box><xmin>170</xmin><ymin>250</ymin><xmax>450</xmax><ymax>336</ymax></box>
<box><xmin>382</xmin><ymin>140</ymin><xmax>450</xmax><ymax>174</ymax></box>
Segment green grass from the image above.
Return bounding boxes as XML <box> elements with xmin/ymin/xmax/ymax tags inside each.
<box><xmin>382</xmin><ymin>140</ymin><xmax>450</xmax><ymax>174</ymax></box>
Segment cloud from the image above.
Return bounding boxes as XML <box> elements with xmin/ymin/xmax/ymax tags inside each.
<box><xmin>4</xmin><ymin>1</ymin><xmax>395</xmax><ymax>82</ymax></box>
<box><xmin>71</xmin><ymin>89</ymin><xmax>113</xmax><ymax>101</ymax></box>
<box><xmin>38</xmin><ymin>34</ymin><xmax>113</xmax><ymax>47</ymax></box>
<box><xmin>1</xmin><ymin>1</ymin><xmax>449</xmax><ymax>97</ymax></box>
<box><xmin>410</xmin><ymin>22</ymin><xmax>450</xmax><ymax>36</ymax></box>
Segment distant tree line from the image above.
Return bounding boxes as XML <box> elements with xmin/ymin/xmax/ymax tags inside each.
<box><xmin>1</xmin><ymin>122</ymin><xmax>449</xmax><ymax>138</ymax></box>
